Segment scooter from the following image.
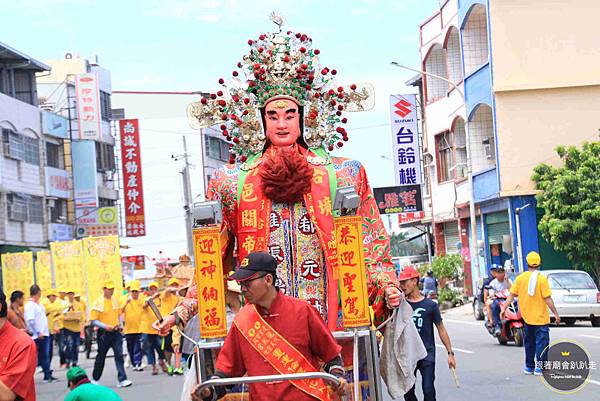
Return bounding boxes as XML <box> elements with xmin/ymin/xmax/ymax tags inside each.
<box><xmin>484</xmin><ymin>289</ymin><xmax>524</xmax><ymax>346</ymax></box>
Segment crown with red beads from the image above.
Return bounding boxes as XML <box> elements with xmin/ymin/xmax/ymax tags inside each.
<box><xmin>187</xmin><ymin>16</ymin><xmax>374</xmax><ymax>163</ymax></box>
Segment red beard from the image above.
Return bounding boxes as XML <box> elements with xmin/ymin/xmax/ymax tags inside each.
<box><xmin>259</xmin><ymin>147</ymin><xmax>314</xmax><ymax>204</ymax></box>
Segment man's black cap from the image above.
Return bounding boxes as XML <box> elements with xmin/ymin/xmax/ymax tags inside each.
<box><xmin>229</xmin><ymin>252</ymin><xmax>277</xmax><ymax>282</ymax></box>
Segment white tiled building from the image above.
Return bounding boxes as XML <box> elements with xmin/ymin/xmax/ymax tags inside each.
<box><xmin>0</xmin><ymin>42</ymin><xmax>50</xmax><ymax>252</ymax></box>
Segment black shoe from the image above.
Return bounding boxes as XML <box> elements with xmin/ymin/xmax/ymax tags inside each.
<box><xmin>43</xmin><ymin>376</ymin><xmax>59</xmax><ymax>383</ymax></box>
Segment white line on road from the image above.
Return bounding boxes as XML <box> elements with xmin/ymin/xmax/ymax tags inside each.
<box><xmin>436</xmin><ymin>344</ymin><xmax>474</xmax><ymax>354</ymax></box>
<box><xmin>588</xmin><ymin>379</ymin><xmax>600</xmax><ymax>386</ymax></box>
<box><xmin>579</xmin><ymin>334</ymin><xmax>600</xmax><ymax>340</ymax></box>
<box><xmin>443</xmin><ymin>318</ymin><xmax>483</xmax><ymax>327</ymax></box>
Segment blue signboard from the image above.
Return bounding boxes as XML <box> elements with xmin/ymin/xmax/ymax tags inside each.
<box><xmin>42</xmin><ymin>110</ymin><xmax>69</xmax><ymax>139</ymax></box>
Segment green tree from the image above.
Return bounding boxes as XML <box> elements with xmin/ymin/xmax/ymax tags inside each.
<box><xmin>532</xmin><ymin>139</ymin><xmax>600</xmax><ymax>281</ymax></box>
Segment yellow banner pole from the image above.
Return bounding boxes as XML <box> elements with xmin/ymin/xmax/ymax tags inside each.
<box><xmin>334</xmin><ymin>215</ymin><xmax>371</xmax><ymax>329</ymax></box>
<box><xmin>193</xmin><ymin>227</ymin><xmax>228</xmax><ymax>339</ymax></box>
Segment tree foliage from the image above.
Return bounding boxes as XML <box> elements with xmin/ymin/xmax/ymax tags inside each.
<box><xmin>532</xmin><ymin>138</ymin><xmax>600</xmax><ymax>280</ymax></box>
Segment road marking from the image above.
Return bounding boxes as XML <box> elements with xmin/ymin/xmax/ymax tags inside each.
<box><xmin>588</xmin><ymin>379</ymin><xmax>600</xmax><ymax>386</ymax></box>
<box><xmin>443</xmin><ymin>318</ymin><xmax>482</xmax><ymax>327</ymax></box>
<box><xmin>436</xmin><ymin>344</ymin><xmax>474</xmax><ymax>354</ymax></box>
<box><xmin>579</xmin><ymin>334</ymin><xmax>600</xmax><ymax>340</ymax></box>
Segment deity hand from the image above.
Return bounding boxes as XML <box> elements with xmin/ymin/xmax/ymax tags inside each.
<box><xmin>384</xmin><ymin>286</ymin><xmax>403</xmax><ymax>308</ymax></box>
<box><xmin>153</xmin><ymin>315</ymin><xmax>176</xmax><ymax>336</ymax></box>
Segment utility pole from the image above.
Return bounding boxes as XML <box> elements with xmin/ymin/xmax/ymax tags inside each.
<box><xmin>176</xmin><ymin>136</ymin><xmax>194</xmax><ymax>258</ymax></box>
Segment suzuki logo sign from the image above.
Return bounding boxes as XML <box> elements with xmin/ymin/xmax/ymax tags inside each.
<box><xmin>394</xmin><ymin>99</ymin><xmax>413</xmax><ymax>118</ymax></box>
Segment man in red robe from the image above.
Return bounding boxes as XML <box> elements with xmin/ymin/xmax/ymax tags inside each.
<box><xmin>192</xmin><ymin>252</ymin><xmax>348</xmax><ymax>401</ymax></box>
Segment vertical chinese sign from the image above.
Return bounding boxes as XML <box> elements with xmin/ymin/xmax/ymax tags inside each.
<box><xmin>119</xmin><ymin>119</ymin><xmax>146</xmax><ymax>237</ymax></box>
<box><xmin>389</xmin><ymin>94</ymin><xmax>425</xmax><ymax>222</ymax></box>
<box><xmin>1</xmin><ymin>252</ymin><xmax>34</xmax><ymax>298</ymax></box>
<box><xmin>75</xmin><ymin>73</ymin><xmax>102</xmax><ymax>140</ymax></box>
<box><xmin>193</xmin><ymin>227</ymin><xmax>227</xmax><ymax>339</ymax></box>
<box><xmin>335</xmin><ymin>216</ymin><xmax>370</xmax><ymax>328</ymax></box>
<box><xmin>35</xmin><ymin>251</ymin><xmax>53</xmax><ymax>291</ymax></box>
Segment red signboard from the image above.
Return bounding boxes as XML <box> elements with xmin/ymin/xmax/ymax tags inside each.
<box><xmin>119</xmin><ymin>119</ymin><xmax>146</xmax><ymax>237</ymax></box>
<box><xmin>121</xmin><ymin>255</ymin><xmax>146</xmax><ymax>270</ymax></box>
<box><xmin>398</xmin><ymin>211</ymin><xmax>425</xmax><ymax>225</ymax></box>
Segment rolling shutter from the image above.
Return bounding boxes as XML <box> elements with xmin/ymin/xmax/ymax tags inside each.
<box><xmin>486</xmin><ymin>212</ymin><xmax>510</xmax><ymax>245</ymax></box>
<box><xmin>444</xmin><ymin>221</ymin><xmax>460</xmax><ymax>254</ymax></box>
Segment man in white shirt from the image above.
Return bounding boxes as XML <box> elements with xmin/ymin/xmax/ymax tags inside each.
<box><xmin>486</xmin><ymin>266</ymin><xmax>512</xmax><ymax>336</ymax></box>
<box><xmin>24</xmin><ymin>285</ymin><xmax>57</xmax><ymax>383</ymax></box>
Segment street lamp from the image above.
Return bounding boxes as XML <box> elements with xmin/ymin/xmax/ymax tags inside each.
<box><xmin>390</xmin><ymin>61</ymin><xmax>481</xmax><ymax>291</ymax></box>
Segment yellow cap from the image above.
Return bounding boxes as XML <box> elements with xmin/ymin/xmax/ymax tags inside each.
<box><xmin>125</xmin><ymin>280</ymin><xmax>131</xmax><ymax>290</ymax></box>
<box><xmin>58</xmin><ymin>287</ymin><xmax>67</xmax><ymax>294</ymax></box>
<box><xmin>129</xmin><ymin>280</ymin><xmax>141</xmax><ymax>292</ymax></box>
<box><xmin>168</xmin><ymin>278</ymin><xmax>180</xmax><ymax>287</ymax></box>
<box><xmin>526</xmin><ymin>251</ymin><xmax>541</xmax><ymax>267</ymax></box>
<box><xmin>66</xmin><ymin>288</ymin><xmax>75</xmax><ymax>294</ymax></box>
<box><xmin>46</xmin><ymin>289</ymin><xmax>57</xmax><ymax>297</ymax></box>
<box><xmin>148</xmin><ymin>281</ymin><xmax>159</xmax><ymax>289</ymax></box>
<box><xmin>103</xmin><ymin>280</ymin><xmax>116</xmax><ymax>289</ymax></box>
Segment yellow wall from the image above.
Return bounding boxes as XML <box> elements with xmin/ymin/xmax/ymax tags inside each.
<box><xmin>495</xmin><ymin>85</ymin><xmax>600</xmax><ymax>195</ymax></box>
<box><xmin>489</xmin><ymin>0</ymin><xmax>600</xmax><ymax>91</ymax></box>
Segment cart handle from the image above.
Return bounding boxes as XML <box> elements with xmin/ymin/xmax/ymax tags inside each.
<box><xmin>196</xmin><ymin>372</ymin><xmax>341</xmax><ymax>393</ymax></box>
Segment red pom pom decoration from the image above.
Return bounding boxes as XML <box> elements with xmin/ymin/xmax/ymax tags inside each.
<box><xmin>248</xmin><ymin>39</ymin><xmax>253</xmax><ymax>45</ymax></box>
<box><xmin>218</xmin><ymin>78</ymin><xmax>225</xmax><ymax>84</ymax></box>
<box><xmin>232</xmin><ymin>71</ymin><xmax>238</xmax><ymax>77</ymax></box>
<box><xmin>350</xmin><ymin>84</ymin><xmax>357</xmax><ymax>90</ymax></box>
<box><xmin>217</xmin><ymin>90</ymin><xmax>223</xmax><ymax>96</ymax></box>
<box><xmin>331</xmin><ymin>69</ymin><xmax>337</xmax><ymax>75</ymax></box>
<box><xmin>342</xmin><ymin>118</ymin><xmax>348</xmax><ymax>123</ymax></box>
<box><xmin>244</xmin><ymin>98</ymin><xmax>250</xmax><ymax>104</ymax></box>
<box><xmin>241</xmin><ymin>155</ymin><xmax>248</xmax><ymax>162</ymax></box>
<box><xmin>200</xmin><ymin>98</ymin><xmax>208</xmax><ymax>105</ymax></box>
<box><xmin>314</xmin><ymin>49</ymin><xmax>320</xmax><ymax>55</ymax></box>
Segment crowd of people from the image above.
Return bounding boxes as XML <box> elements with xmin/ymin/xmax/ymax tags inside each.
<box><xmin>0</xmin><ymin>274</ymin><xmax>211</xmax><ymax>399</ymax></box>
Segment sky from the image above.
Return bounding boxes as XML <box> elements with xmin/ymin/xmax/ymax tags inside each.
<box><xmin>3</xmin><ymin>0</ymin><xmax>439</xmax><ymax>267</ymax></box>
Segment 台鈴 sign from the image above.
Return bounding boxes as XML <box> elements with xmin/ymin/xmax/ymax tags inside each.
<box><xmin>389</xmin><ymin>94</ymin><xmax>422</xmax><ymax>186</ymax></box>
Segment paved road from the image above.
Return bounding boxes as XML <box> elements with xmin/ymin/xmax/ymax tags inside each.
<box><xmin>37</xmin><ymin>306</ymin><xmax>600</xmax><ymax>400</ymax></box>
<box><xmin>407</xmin><ymin>305</ymin><xmax>600</xmax><ymax>401</ymax></box>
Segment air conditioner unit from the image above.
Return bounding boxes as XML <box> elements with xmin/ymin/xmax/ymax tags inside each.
<box><xmin>482</xmin><ymin>138</ymin><xmax>495</xmax><ymax>160</ymax></box>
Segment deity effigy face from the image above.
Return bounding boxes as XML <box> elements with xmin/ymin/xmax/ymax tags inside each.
<box><xmin>264</xmin><ymin>98</ymin><xmax>301</xmax><ymax>147</ymax></box>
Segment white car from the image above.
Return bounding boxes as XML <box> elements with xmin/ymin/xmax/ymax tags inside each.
<box><xmin>540</xmin><ymin>270</ymin><xmax>600</xmax><ymax>327</ymax></box>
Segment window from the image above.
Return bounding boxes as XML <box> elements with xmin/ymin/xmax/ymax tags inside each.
<box><xmin>99</xmin><ymin>197</ymin><xmax>116</xmax><ymax>207</ymax></box>
<box><xmin>46</xmin><ymin>141</ymin><xmax>64</xmax><ymax>169</ymax></box>
<box><xmin>27</xmin><ymin>197</ymin><xmax>43</xmax><ymax>224</ymax></box>
<box><xmin>436</xmin><ymin>132</ymin><xmax>454</xmax><ymax>182</ymax></box>
<box><xmin>2</xmin><ymin>128</ymin><xmax>24</xmax><ymax>160</ymax></box>
<box><xmin>7</xmin><ymin>194</ymin><xmax>27</xmax><ymax>221</ymax></box>
<box><xmin>22</xmin><ymin>136</ymin><xmax>40</xmax><ymax>165</ymax></box>
<box><xmin>462</xmin><ymin>5</ymin><xmax>489</xmax><ymax>75</ymax></box>
<box><xmin>100</xmin><ymin>91</ymin><xmax>112</xmax><ymax>121</ymax></box>
<box><xmin>96</xmin><ymin>142</ymin><xmax>115</xmax><ymax>171</ymax></box>
<box><xmin>548</xmin><ymin>273</ymin><xmax>596</xmax><ymax>290</ymax></box>
<box><xmin>204</xmin><ymin>136</ymin><xmax>229</xmax><ymax>162</ymax></box>
<box><xmin>49</xmin><ymin>199</ymin><xmax>67</xmax><ymax>223</ymax></box>
<box><xmin>13</xmin><ymin>70</ymin><xmax>34</xmax><ymax>105</ymax></box>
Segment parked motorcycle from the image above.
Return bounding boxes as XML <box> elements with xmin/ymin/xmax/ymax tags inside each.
<box><xmin>484</xmin><ymin>289</ymin><xmax>524</xmax><ymax>346</ymax></box>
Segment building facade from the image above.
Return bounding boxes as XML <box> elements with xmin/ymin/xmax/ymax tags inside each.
<box><xmin>37</xmin><ymin>53</ymin><xmax>118</xmax><ymax>238</ymax></box>
<box><xmin>0</xmin><ymin>42</ymin><xmax>50</xmax><ymax>253</ymax></box>
<box><xmin>419</xmin><ymin>0</ymin><xmax>596</xmax><ymax>293</ymax></box>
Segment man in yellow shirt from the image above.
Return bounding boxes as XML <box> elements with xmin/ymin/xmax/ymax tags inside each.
<box><xmin>121</xmin><ymin>280</ymin><xmax>144</xmax><ymax>371</ymax></box>
<box><xmin>159</xmin><ymin>278</ymin><xmax>180</xmax><ymax>375</ymax></box>
<box><xmin>502</xmin><ymin>252</ymin><xmax>560</xmax><ymax>376</ymax></box>
<box><xmin>90</xmin><ymin>281</ymin><xmax>132</xmax><ymax>387</ymax></box>
<box><xmin>41</xmin><ymin>289</ymin><xmax>64</xmax><ymax>369</ymax></box>
<box><xmin>63</xmin><ymin>289</ymin><xmax>85</xmax><ymax>368</ymax></box>
<box><xmin>140</xmin><ymin>281</ymin><xmax>168</xmax><ymax>375</ymax></box>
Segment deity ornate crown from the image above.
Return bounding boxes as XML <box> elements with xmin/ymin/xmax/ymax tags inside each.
<box><xmin>187</xmin><ymin>14</ymin><xmax>374</xmax><ymax>163</ymax></box>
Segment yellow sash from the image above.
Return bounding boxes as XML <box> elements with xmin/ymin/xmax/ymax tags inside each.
<box><xmin>234</xmin><ymin>305</ymin><xmax>333</xmax><ymax>401</ymax></box>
